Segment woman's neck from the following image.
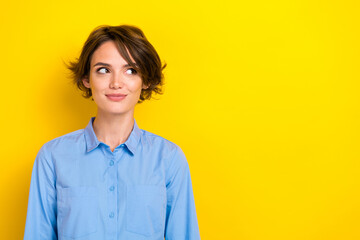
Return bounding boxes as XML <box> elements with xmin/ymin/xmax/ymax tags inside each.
<box><xmin>92</xmin><ymin>111</ymin><xmax>134</xmax><ymax>152</ymax></box>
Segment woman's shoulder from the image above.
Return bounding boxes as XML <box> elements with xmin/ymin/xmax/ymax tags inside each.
<box><xmin>140</xmin><ymin>129</ymin><xmax>190</xmax><ymax>176</ymax></box>
<box><xmin>139</xmin><ymin>128</ymin><xmax>186</xmax><ymax>160</ymax></box>
<box><xmin>140</xmin><ymin>128</ymin><xmax>178</xmax><ymax>149</ymax></box>
<box><xmin>32</xmin><ymin>129</ymin><xmax>85</xmax><ymax>165</ymax></box>
<box><xmin>40</xmin><ymin>129</ymin><xmax>85</xmax><ymax>152</ymax></box>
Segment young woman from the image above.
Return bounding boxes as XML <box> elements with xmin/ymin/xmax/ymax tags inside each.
<box><xmin>24</xmin><ymin>25</ymin><xmax>200</xmax><ymax>240</ymax></box>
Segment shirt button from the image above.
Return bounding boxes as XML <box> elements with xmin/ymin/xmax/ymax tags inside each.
<box><xmin>109</xmin><ymin>212</ymin><xmax>114</xmax><ymax>218</ymax></box>
<box><xmin>109</xmin><ymin>160</ymin><xmax>114</xmax><ymax>166</ymax></box>
<box><xmin>109</xmin><ymin>186</ymin><xmax>115</xmax><ymax>191</ymax></box>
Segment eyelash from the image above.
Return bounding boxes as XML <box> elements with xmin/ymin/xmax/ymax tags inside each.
<box><xmin>95</xmin><ymin>67</ymin><xmax>138</xmax><ymax>75</ymax></box>
<box><xmin>126</xmin><ymin>68</ymin><xmax>137</xmax><ymax>75</ymax></box>
<box><xmin>96</xmin><ymin>67</ymin><xmax>109</xmax><ymax>74</ymax></box>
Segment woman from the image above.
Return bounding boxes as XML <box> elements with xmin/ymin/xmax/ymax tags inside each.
<box><xmin>24</xmin><ymin>25</ymin><xmax>200</xmax><ymax>240</ymax></box>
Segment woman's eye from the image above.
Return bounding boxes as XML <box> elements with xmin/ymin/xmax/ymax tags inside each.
<box><xmin>97</xmin><ymin>67</ymin><xmax>109</xmax><ymax>74</ymax></box>
<box><xmin>125</xmin><ymin>68</ymin><xmax>137</xmax><ymax>75</ymax></box>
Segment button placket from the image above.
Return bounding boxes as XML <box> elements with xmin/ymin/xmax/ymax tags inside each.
<box><xmin>105</xmin><ymin>147</ymin><xmax>126</xmax><ymax>231</ymax></box>
<box><xmin>109</xmin><ymin>155</ymin><xmax>118</xmax><ymax>223</ymax></box>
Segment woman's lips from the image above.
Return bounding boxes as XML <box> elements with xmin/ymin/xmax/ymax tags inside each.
<box><xmin>106</xmin><ymin>94</ymin><xmax>127</xmax><ymax>101</ymax></box>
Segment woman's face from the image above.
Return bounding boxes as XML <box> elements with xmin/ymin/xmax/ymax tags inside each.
<box><xmin>82</xmin><ymin>40</ymin><xmax>147</xmax><ymax>117</ymax></box>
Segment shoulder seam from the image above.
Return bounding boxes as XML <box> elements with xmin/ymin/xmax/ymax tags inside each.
<box><xmin>44</xmin><ymin>129</ymin><xmax>84</xmax><ymax>144</ymax></box>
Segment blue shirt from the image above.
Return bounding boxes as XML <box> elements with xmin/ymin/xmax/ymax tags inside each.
<box><xmin>24</xmin><ymin>117</ymin><xmax>200</xmax><ymax>240</ymax></box>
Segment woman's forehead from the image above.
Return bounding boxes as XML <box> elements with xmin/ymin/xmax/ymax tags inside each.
<box><xmin>91</xmin><ymin>41</ymin><xmax>136</xmax><ymax>67</ymax></box>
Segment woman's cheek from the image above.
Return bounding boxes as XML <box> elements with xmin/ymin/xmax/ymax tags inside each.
<box><xmin>130</xmin><ymin>79</ymin><xmax>143</xmax><ymax>92</ymax></box>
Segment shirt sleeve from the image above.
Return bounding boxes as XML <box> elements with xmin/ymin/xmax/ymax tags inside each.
<box><xmin>24</xmin><ymin>145</ymin><xmax>58</xmax><ymax>240</ymax></box>
<box><xmin>164</xmin><ymin>146</ymin><xmax>200</xmax><ymax>240</ymax></box>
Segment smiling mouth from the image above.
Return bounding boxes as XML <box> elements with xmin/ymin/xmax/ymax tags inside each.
<box><xmin>106</xmin><ymin>94</ymin><xmax>127</xmax><ymax>101</ymax></box>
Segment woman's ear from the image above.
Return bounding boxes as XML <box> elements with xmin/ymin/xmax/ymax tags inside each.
<box><xmin>142</xmin><ymin>83</ymin><xmax>149</xmax><ymax>89</ymax></box>
<box><xmin>82</xmin><ymin>77</ymin><xmax>90</xmax><ymax>88</ymax></box>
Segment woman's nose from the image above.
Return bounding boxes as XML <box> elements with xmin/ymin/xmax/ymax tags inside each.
<box><xmin>110</xmin><ymin>73</ymin><xmax>124</xmax><ymax>89</ymax></box>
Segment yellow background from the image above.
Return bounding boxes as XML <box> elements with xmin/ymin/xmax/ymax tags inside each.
<box><xmin>1</xmin><ymin>0</ymin><xmax>360</xmax><ymax>239</ymax></box>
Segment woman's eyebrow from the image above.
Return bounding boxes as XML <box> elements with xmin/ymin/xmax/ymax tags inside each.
<box><xmin>93</xmin><ymin>62</ymin><xmax>138</xmax><ymax>68</ymax></box>
<box><xmin>124</xmin><ymin>63</ymin><xmax>138</xmax><ymax>68</ymax></box>
<box><xmin>93</xmin><ymin>62</ymin><xmax>111</xmax><ymax>67</ymax></box>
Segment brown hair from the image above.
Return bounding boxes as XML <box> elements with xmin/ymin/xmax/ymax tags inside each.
<box><xmin>67</xmin><ymin>24</ymin><xmax>166</xmax><ymax>103</ymax></box>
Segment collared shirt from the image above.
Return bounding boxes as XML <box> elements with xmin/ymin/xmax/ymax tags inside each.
<box><xmin>24</xmin><ymin>117</ymin><xmax>200</xmax><ymax>240</ymax></box>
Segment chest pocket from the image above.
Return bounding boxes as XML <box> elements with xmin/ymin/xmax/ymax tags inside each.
<box><xmin>126</xmin><ymin>185</ymin><xmax>166</xmax><ymax>237</ymax></box>
<box><xmin>57</xmin><ymin>186</ymin><xmax>98</xmax><ymax>238</ymax></box>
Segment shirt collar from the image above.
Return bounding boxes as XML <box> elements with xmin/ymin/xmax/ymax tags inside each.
<box><xmin>84</xmin><ymin>117</ymin><xmax>141</xmax><ymax>155</ymax></box>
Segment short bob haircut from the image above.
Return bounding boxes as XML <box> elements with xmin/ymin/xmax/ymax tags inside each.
<box><xmin>68</xmin><ymin>24</ymin><xmax>166</xmax><ymax>103</ymax></box>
